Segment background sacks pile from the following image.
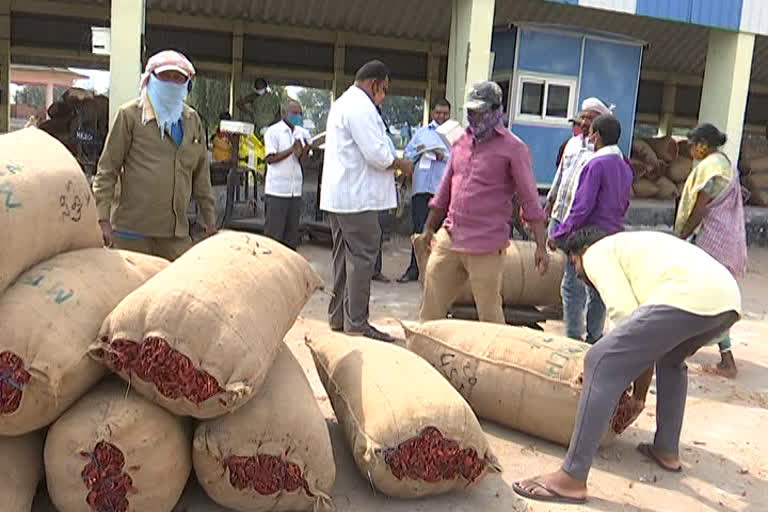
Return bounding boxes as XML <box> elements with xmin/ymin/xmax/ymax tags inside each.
<box><xmin>90</xmin><ymin>232</ymin><xmax>324</xmax><ymax>418</ymax></box>
<box><xmin>308</xmin><ymin>334</ymin><xmax>500</xmax><ymax>498</ymax></box>
<box><xmin>45</xmin><ymin>378</ymin><xmax>192</xmax><ymax>512</ymax></box>
<box><xmin>194</xmin><ymin>347</ymin><xmax>335</xmax><ymax>512</ymax></box>
<box><xmin>741</xmin><ymin>155</ymin><xmax>768</xmax><ymax>206</ymax></box>
<box><xmin>405</xmin><ymin>320</ymin><xmax>636</xmax><ymax>447</ymax></box>
<box><xmin>0</xmin><ymin>432</ymin><xmax>44</xmax><ymax>512</ymax></box>
<box><xmin>630</xmin><ymin>135</ymin><xmax>688</xmax><ymax>199</ymax></box>
<box><xmin>0</xmin><ymin>249</ymin><xmax>167</xmax><ymax>435</ymax></box>
<box><xmin>413</xmin><ymin>236</ymin><xmax>566</xmax><ymax>307</ymax></box>
<box><xmin>0</xmin><ymin>128</ymin><xmax>102</xmax><ymax>294</ymax></box>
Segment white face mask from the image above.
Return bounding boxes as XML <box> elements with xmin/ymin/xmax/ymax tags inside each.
<box><xmin>255</xmin><ymin>88</ymin><xmax>266</xmax><ymax>96</ymax></box>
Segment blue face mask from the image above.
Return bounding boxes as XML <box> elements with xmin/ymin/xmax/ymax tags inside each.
<box><xmin>146</xmin><ymin>75</ymin><xmax>188</xmax><ymax>137</ymax></box>
<box><xmin>287</xmin><ymin>114</ymin><xmax>303</xmax><ymax>127</ymax></box>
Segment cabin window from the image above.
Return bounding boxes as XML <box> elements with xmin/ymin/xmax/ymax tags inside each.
<box><xmin>515</xmin><ymin>74</ymin><xmax>577</xmax><ymax>124</ymax></box>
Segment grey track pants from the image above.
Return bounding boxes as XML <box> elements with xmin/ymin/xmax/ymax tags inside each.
<box><xmin>563</xmin><ymin>304</ymin><xmax>738</xmax><ymax>480</ymax></box>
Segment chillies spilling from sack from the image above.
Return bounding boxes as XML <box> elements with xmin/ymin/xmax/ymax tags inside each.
<box><xmin>611</xmin><ymin>390</ymin><xmax>636</xmax><ymax>435</ymax></box>
<box><xmin>100</xmin><ymin>337</ymin><xmax>223</xmax><ymax>404</ymax></box>
<box><xmin>0</xmin><ymin>351</ymin><xmax>31</xmax><ymax>414</ymax></box>
<box><xmin>224</xmin><ymin>454</ymin><xmax>312</xmax><ymax>496</ymax></box>
<box><xmin>80</xmin><ymin>441</ymin><xmax>136</xmax><ymax>512</ymax></box>
<box><xmin>383</xmin><ymin>427</ymin><xmax>487</xmax><ymax>483</ymax></box>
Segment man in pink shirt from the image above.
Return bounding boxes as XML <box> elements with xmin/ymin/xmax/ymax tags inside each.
<box><xmin>419</xmin><ymin>82</ymin><xmax>550</xmax><ymax>323</ymax></box>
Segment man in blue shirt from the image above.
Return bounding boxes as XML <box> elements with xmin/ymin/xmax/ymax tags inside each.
<box><xmin>398</xmin><ymin>98</ymin><xmax>452</xmax><ymax>283</ymax></box>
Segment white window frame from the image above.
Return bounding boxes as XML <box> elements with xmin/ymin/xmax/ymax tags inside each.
<box><xmin>513</xmin><ymin>73</ymin><xmax>578</xmax><ymax>126</ymax></box>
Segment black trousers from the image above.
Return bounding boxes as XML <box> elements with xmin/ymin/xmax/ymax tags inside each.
<box><xmin>403</xmin><ymin>193</ymin><xmax>433</xmax><ymax>276</ymax></box>
<box><xmin>264</xmin><ymin>195</ymin><xmax>302</xmax><ymax>250</ymax></box>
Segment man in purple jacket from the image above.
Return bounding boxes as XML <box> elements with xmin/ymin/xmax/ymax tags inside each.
<box><xmin>551</xmin><ymin>114</ymin><xmax>633</xmax><ymax>269</ymax></box>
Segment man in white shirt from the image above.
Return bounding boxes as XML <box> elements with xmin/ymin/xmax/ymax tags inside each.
<box><xmin>263</xmin><ymin>100</ymin><xmax>311</xmax><ymax>250</ymax></box>
<box><xmin>320</xmin><ymin>60</ymin><xmax>414</xmax><ymax>342</ymax></box>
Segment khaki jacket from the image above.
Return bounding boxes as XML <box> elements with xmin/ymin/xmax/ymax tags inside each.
<box><xmin>92</xmin><ymin>98</ymin><xmax>215</xmax><ymax>238</ymax></box>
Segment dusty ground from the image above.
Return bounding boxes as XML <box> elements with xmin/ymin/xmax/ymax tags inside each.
<box><xmin>33</xmin><ymin>237</ymin><xmax>768</xmax><ymax>512</ymax></box>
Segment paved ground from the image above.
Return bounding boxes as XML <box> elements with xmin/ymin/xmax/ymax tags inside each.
<box><xmin>33</xmin><ymin>236</ymin><xmax>768</xmax><ymax>512</ymax></box>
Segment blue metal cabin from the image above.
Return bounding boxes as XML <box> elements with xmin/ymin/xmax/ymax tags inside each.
<box><xmin>491</xmin><ymin>23</ymin><xmax>644</xmax><ymax>186</ymax></box>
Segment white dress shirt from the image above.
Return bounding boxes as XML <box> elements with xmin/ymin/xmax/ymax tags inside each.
<box><xmin>264</xmin><ymin>120</ymin><xmax>303</xmax><ymax>198</ymax></box>
<box><xmin>320</xmin><ymin>86</ymin><xmax>397</xmax><ymax>213</ymax></box>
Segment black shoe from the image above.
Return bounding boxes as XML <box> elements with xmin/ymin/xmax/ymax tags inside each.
<box><xmin>372</xmin><ymin>273</ymin><xmax>391</xmax><ymax>283</ymax></box>
<box><xmin>397</xmin><ymin>269</ymin><xmax>419</xmax><ymax>283</ymax></box>
<box><xmin>347</xmin><ymin>324</ymin><xmax>395</xmax><ymax>343</ymax></box>
<box><xmin>330</xmin><ymin>325</ymin><xmax>343</xmax><ymax>333</ymax></box>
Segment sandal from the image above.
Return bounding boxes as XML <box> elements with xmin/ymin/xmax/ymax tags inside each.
<box><xmin>513</xmin><ymin>478</ymin><xmax>587</xmax><ymax>504</ymax></box>
<box><xmin>637</xmin><ymin>442</ymin><xmax>682</xmax><ymax>473</ymax></box>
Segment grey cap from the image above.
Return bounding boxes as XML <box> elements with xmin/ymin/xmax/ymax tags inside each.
<box><xmin>465</xmin><ymin>81</ymin><xmax>503</xmax><ymax>112</ymax></box>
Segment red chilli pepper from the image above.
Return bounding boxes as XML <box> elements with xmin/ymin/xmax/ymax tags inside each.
<box><xmin>81</xmin><ymin>441</ymin><xmax>136</xmax><ymax>512</ymax></box>
<box><xmin>223</xmin><ymin>453</ymin><xmax>314</xmax><ymax>497</ymax></box>
<box><xmin>0</xmin><ymin>351</ymin><xmax>31</xmax><ymax>414</ymax></box>
<box><xmin>383</xmin><ymin>426</ymin><xmax>487</xmax><ymax>484</ymax></box>
<box><xmin>101</xmin><ymin>337</ymin><xmax>223</xmax><ymax>405</ymax></box>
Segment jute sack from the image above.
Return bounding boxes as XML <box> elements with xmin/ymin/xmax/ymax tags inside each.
<box><xmin>743</xmin><ymin>174</ymin><xmax>768</xmax><ymax>191</ymax></box>
<box><xmin>307</xmin><ymin>334</ymin><xmax>500</xmax><ymax>498</ymax></box>
<box><xmin>644</xmin><ymin>136</ymin><xmax>679</xmax><ymax>162</ymax></box>
<box><xmin>743</xmin><ymin>155</ymin><xmax>768</xmax><ymax>175</ymax></box>
<box><xmin>45</xmin><ymin>378</ymin><xmax>192</xmax><ymax>512</ymax></box>
<box><xmin>655</xmin><ymin>176</ymin><xmax>678</xmax><ymax>200</ymax></box>
<box><xmin>0</xmin><ymin>249</ymin><xmax>168</xmax><ymax>436</ymax></box>
<box><xmin>0</xmin><ymin>128</ymin><xmax>102</xmax><ymax>294</ymax></box>
<box><xmin>90</xmin><ymin>232</ymin><xmax>324</xmax><ymax>418</ymax></box>
<box><xmin>404</xmin><ymin>320</ymin><xmax>634</xmax><ymax>447</ymax></box>
<box><xmin>751</xmin><ymin>189</ymin><xmax>768</xmax><ymax>206</ymax></box>
<box><xmin>194</xmin><ymin>347</ymin><xmax>335</xmax><ymax>512</ymax></box>
<box><xmin>413</xmin><ymin>235</ymin><xmax>566</xmax><ymax>307</ymax></box>
<box><xmin>0</xmin><ymin>432</ymin><xmax>44</xmax><ymax>512</ymax></box>
<box><xmin>632</xmin><ymin>178</ymin><xmax>660</xmax><ymax>198</ymax></box>
<box><xmin>630</xmin><ymin>159</ymin><xmax>649</xmax><ymax>178</ymax></box>
<box><xmin>631</xmin><ymin>139</ymin><xmax>660</xmax><ymax>169</ymax></box>
<box><xmin>668</xmin><ymin>157</ymin><xmax>694</xmax><ymax>183</ymax></box>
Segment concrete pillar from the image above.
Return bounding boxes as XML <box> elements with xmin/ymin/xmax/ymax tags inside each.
<box><xmin>698</xmin><ymin>29</ymin><xmax>755</xmax><ymax>162</ymax></box>
<box><xmin>109</xmin><ymin>0</ymin><xmax>145</xmax><ymax>125</ymax></box>
<box><xmin>332</xmin><ymin>34</ymin><xmax>346</xmax><ymax>101</ymax></box>
<box><xmin>230</xmin><ymin>22</ymin><xmax>244</xmax><ymax>116</ymax></box>
<box><xmin>424</xmin><ymin>51</ymin><xmax>440</xmax><ymax>126</ymax></box>
<box><xmin>45</xmin><ymin>83</ymin><xmax>54</xmax><ymax>110</ymax></box>
<box><xmin>0</xmin><ymin>0</ymin><xmax>10</xmax><ymax>133</ymax></box>
<box><xmin>657</xmin><ymin>81</ymin><xmax>676</xmax><ymax>137</ymax></box>
<box><xmin>446</xmin><ymin>0</ymin><xmax>495</xmax><ymax>124</ymax></box>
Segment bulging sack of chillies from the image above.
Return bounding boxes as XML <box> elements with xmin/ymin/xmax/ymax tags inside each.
<box><xmin>0</xmin><ymin>431</ymin><xmax>44</xmax><ymax>512</ymax></box>
<box><xmin>0</xmin><ymin>128</ymin><xmax>103</xmax><ymax>295</ymax></box>
<box><xmin>0</xmin><ymin>249</ymin><xmax>168</xmax><ymax>436</ymax></box>
<box><xmin>307</xmin><ymin>334</ymin><xmax>500</xmax><ymax>499</ymax></box>
<box><xmin>90</xmin><ymin>232</ymin><xmax>324</xmax><ymax>419</ymax></box>
<box><xmin>44</xmin><ymin>377</ymin><xmax>192</xmax><ymax>512</ymax></box>
<box><xmin>404</xmin><ymin>320</ymin><xmax>635</xmax><ymax>447</ymax></box>
<box><xmin>193</xmin><ymin>346</ymin><xmax>336</xmax><ymax>512</ymax></box>
<box><xmin>413</xmin><ymin>234</ymin><xmax>566</xmax><ymax>307</ymax></box>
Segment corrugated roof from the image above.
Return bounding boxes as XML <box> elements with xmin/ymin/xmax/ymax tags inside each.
<box><xmin>15</xmin><ymin>0</ymin><xmax>768</xmax><ymax>83</ymax></box>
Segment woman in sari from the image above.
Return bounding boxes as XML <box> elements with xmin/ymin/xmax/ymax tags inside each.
<box><xmin>675</xmin><ymin>123</ymin><xmax>747</xmax><ymax>378</ymax></box>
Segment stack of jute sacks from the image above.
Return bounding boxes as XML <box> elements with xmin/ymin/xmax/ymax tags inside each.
<box><xmin>0</xmin><ymin>128</ymin><xmax>169</xmax><ymax>511</ymax></box>
<box><xmin>630</xmin><ymin>135</ymin><xmax>685</xmax><ymax>200</ymax></box>
<box><xmin>0</xmin><ymin>128</ymin><xmax>337</xmax><ymax>512</ymax></box>
<box><xmin>740</xmin><ymin>155</ymin><xmax>768</xmax><ymax>206</ymax></box>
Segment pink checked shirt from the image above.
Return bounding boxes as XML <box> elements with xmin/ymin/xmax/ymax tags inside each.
<box><xmin>430</xmin><ymin>126</ymin><xmax>546</xmax><ymax>253</ymax></box>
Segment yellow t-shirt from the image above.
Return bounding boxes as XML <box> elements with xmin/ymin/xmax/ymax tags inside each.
<box><xmin>583</xmin><ymin>231</ymin><xmax>741</xmax><ymax>327</ymax></box>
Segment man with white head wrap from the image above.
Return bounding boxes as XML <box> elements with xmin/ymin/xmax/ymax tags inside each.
<box><xmin>545</xmin><ymin>97</ymin><xmax>614</xmax><ymax>344</ymax></box>
<box><xmin>92</xmin><ymin>50</ymin><xmax>216</xmax><ymax>260</ymax></box>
